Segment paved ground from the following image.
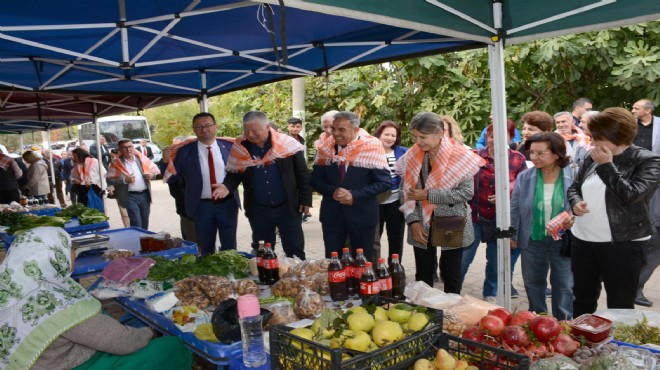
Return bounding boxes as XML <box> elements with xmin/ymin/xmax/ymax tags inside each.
<box><xmin>103</xmin><ymin>180</ymin><xmax>660</xmax><ymax>316</ymax></box>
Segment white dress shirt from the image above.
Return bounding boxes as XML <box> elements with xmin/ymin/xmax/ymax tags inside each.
<box><xmin>197</xmin><ymin>141</ymin><xmax>226</xmax><ymax>199</ymax></box>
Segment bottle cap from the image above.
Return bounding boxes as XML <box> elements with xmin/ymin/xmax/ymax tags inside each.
<box><xmin>331</xmin><ymin>252</ymin><xmax>338</xmax><ymax>257</ymax></box>
<box><xmin>356</xmin><ymin>248</ymin><xmax>363</xmax><ymax>253</ymax></box>
<box><xmin>342</xmin><ymin>247</ymin><xmax>349</xmax><ymax>252</ymax></box>
<box><xmin>378</xmin><ymin>257</ymin><xmax>385</xmax><ymax>263</ymax></box>
<box><xmin>365</xmin><ymin>262</ymin><xmax>372</xmax><ymax>267</ymax></box>
<box><xmin>392</xmin><ymin>254</ymin><xmax>399</xmax><ymax>259</ymax></box>
<box><xmin>237</xmin><ymin>294</ymin><xmax>261</xmax><ymax>319</ymax></box>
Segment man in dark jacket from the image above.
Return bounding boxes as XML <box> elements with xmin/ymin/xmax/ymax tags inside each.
<box><xmin>89</xmin><ymin>137</ymin><xmax>111</xmax><ymax>170</ymax></box>
<box><xmin>0</xmin><ymin>148</ymin><xmax>24</xmax><ymax>204</ymax></box>
<box><xmin>214</xmin><ymin>111</ymin><xmax>312</xmax><ymax>260</ymax></box>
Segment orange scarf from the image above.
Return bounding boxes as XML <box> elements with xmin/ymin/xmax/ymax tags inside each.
<box><xmin>163</xmin><ymin>136</ymin><xmax>235</xmax><ymax>182</ymax></box>
<box><xmin>226</xmin><ymin>128</ymin><xmax>304</xmax><ymax>172</ymax></box>
<box><xmin>314</xmin><ymin>128</ymin><xmax>388</xmax><ymax>169</ymax></box>
<box><xmin>107</xmin><ymin>149</ymin><xmax>160</xmax><ymax>180</ymax></box>
<box><xmin>397</xmin><ymin>137</ymin><xmax>485</xmax><ymax>227</ymax></box>
<box><xmin>314</xmin><ymin>132</ymin><xmax>329</xmax><ymax>151</ymax></box>
<box><xmin>556</xmin><ymin>126</ymin><xmax>590</xmax><ymax>147</ymax></box>
<box><xmin>73</xmin><ymin>157</ymin><xmax>95</xmax><ymax>184</ymax></box>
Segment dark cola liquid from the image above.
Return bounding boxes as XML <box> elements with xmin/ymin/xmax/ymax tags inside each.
<box><xmin>389</xmin><ymin>254</ymin><xmax>406</xmax><ymax>300</ymax></box>
<box><xmin>359</xmin><ymin>262</ymin><xmax>380</xmax><ymax>301</ymax></box>
<box><xmin>256</xmin><ymin>242</ymin><xmax>266</xmax><ymax>283</ymax></box>
<box><xmin>376</xmin><ymin>258</ymin><xmax>392</xmax><ymax>298</ymax></box>
<box><xmin>262</xmin><ymin>245</ymin><xmax>279</xmax><ymax>285</ymax></box>
<box><xmin>341</xmin><ymin>248</ymin><xmax>356</xmax><ymax>296</ymax></box>
<box><xmin>328</xmin><ymin>252</ymin><xmax>348</xmax><ymax>301</ymax></box>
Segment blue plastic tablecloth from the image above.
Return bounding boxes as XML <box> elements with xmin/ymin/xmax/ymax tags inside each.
<box><xmin>0</xmin><ymin>218</ymin><xmax>110</xmax><ymax>247</ymax></box>
<box><xmin>19</xmin><ymin>207</ymin><xmax>61</xmax><ymax>216</ymax></box>
<box><xmin>72</xmin><ymin>227</ymin><xmax>198</xmax><ymax>279</ymax></box>
<box><xmin>114</xmin><ymin>296</ymin><xmax>241</xmax><ymax>366</ymax></box>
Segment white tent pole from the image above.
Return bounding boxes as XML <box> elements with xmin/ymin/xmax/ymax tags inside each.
<box><xmin>200</xmin><ymin>71</ymin><xmax>208</xmax><ymax>113</ymax></box>
<box><xmin>45</xmin><ymin>128</ymin><xmax>58</xmax><ymax>206</ymax></box>
<box><xmin>19</xmin><ymin>133</ymin><xmax>24</xmax><ymax>152</ymax></box>
<box><xmin>489</xmin><ymin>1</ymin><xmax>512</xmax><ymax>311</ymax></box>
<box><xmin>92</xmin><ymin>104</ymin><xmax>107</xmax><ymax>212</ymax></box>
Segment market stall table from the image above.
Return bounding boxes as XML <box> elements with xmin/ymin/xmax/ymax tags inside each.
<box><xmin>72</xmin><ymin>227</ymin><xmax>198</xmax><ymax>280</ymax></box>
<box><xmin>0</xmin><ymin>217</ymin><xmax>110</xmax><ymax>247</ymax></box>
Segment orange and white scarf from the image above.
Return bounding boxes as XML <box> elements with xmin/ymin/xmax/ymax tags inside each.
<box><xmin>163</xmin><ymin>136</ymin><xmax>235</xmax><ymax>182</ymax></box>
<box><xmin>314</xmin><ymin>132</ymin><xmax>329</xmax><ymax>151</ymax></box>
<box><xmin>314</xmin><ymin>128</ymin><xmax>388</xmax><ymax>169</ymax></box>
<box><xmin>72</xmin><ymin>157</ymin><xmax>96</xmax><ymax>184</ymax></box>
<box><xmin>107</xmin><ymin>149</ymin><xmax>160</xmax><ymax>180</ymax></box>
<box><xmin>556</xmin><ymin>126</ymin><xmax>590</xmax><ymax>147</ymax></box>
<box><xmin>226</xmin><ymin>128</ymin><xmax>304</xmax><ymax>173</ymax></box>
<box><xmin>397</xmin><ymin>137</ymin><xmax>485</xmax><ymax>227</ymax></box>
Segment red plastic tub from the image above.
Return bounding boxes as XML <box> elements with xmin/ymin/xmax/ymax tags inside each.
<box><xmin>570</xmin><ymin>314</ymin><xmax>613</xmax><ymax>343</ymax></box>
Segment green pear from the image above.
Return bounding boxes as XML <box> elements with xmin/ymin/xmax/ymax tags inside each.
<box><xmin>343</xmin><ymin>330</ymin><xmax>371</xmax><ymax>352</ymax></box>
<box><xmin>434</xmin><ymin>348</ymin><xmax>457</xmax><ymax>370</ymax></box>
<box><xmin>373</xmin><ymin>306</ymin><xmax>388</xmax><ymax>321</ymax></box>
<box><xmin>387</xmin><ymin>306</ymin><xmax>413</xmax><ymax>323</ymax></box>
<box><xmin>290</xmin><ymin>327</ymin><xmax>314</xmax><ymax>349</ymax></box>
<box><xmin>413</xmin><ymin>358</ymin><xmax>435</xmax><ymax>370</ymax></box>
<box><xmin>310</xmin><ymin>319</ymin><xmax>321</xmax><ymax>334</ymax></box>
<box><xmin>407</xmin><ymin>312</ymin><xmax>430</xmax><ymax>332</ymax></box>
<box><xmin>347</xmin><ymin>306</ymin><xmax>368</xmax><ymax>315</ymax></box>
<box><xmin>371</xmin><ymin>320</ymin><xmax>404</xmax><ymax>347</ymax></box>
<box><xmin>347</xmin><ymin>312</ymin><xmax>375</xmax><ymax>332</ymax></box>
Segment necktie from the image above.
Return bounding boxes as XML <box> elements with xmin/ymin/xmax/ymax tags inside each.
<box><xmin>338</xmin><ymin>162</ymin><xmax>346</xmax><ymax>183</ymax></box>
<box><xmin>143</xmin><ymin>147</ymin><xmax>147</xmax><ymax>156</ymax></box>
<box><xmin>207</xmin><ymin>146</ymin><xmax>217</xmax><ymax>186</ymax></box>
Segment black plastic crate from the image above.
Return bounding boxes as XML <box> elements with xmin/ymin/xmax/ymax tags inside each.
<box><xmin>270</xmin><ymin>296</ymin><xmax>443</xmax><ymax>370</ymax></box>
<box><xmin>415</xmin><ymin>333</ymin><xmax>530</xmax><ymax>370</ymax></box>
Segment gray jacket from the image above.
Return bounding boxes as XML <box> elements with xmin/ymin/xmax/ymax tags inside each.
<box><xmin>403</xmin><ymin>154</ymin><xmax>475</xmax><ymax>251</ymax></box>
<box><xmin>511</xmin><ymin>167</ymin><xmax>573</xmax><ymax>249</ymax></box>
<box><xmin>106</xmin><ymin>158</ymin><xmax>154</xmax><ymax>208</ymax></box>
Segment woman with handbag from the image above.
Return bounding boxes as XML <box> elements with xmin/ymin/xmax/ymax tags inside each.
<box><xmin>397</xmin><ymin>112</ymin><xmax>484</xmax><ymax>292</ymax></box>
<box><xmin>461</xmin><ymin>121</ymin><xmax>527</xmax><ymax>303</ymax></box>
<box><xmin>568</xmin><ymin>108</ymin><xmax>660</xmax><ymax>316</ymax></box>
<box><xmin>70</xmin><ymin>148</ymin><xmax>106</xmax><ymax>209</ymax></box>
<box><xmin>511</xmin><ymin>132</ymin><xmax>574</xmax><ymax>320</ymax></box>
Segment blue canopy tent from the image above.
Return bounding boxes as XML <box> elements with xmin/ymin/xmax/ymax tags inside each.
<box><xmin>2</xmin><ymin>0</ymin><xmax>656</xmax><ymax>308</ymax></box>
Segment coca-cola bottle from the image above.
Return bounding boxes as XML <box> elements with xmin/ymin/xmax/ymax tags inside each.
<box><xmin>341</xmin><ymin>247</ymin><xmax>356</xmax><ymax>296</ymax></box>
<box><xmin>256</xmin><ymin>240</ymin><xmax>266</xmax><ymax>283</ymax></box>
<box><xmin>262</xmin><ymin>243</ymin><xmax>279</xmax><ymax>285</ymax></box>
<box><xmin>328</xmin><ymin>252</ymin><xmax>348</xmax><ymax>301</ymax></box>
<box><xmin>353</xmin><ymin>248</ymin><xmax>367</xmax><ymax>295</ymax></box>
<box><xmin>376</xmin><ymin>258</ymin><xmax>392</xmax><ymax>298</ymax></box>
<box><xmin>359</xmin><ymin>261</ymin><xmax>380</xmax><ymax>301</ymax></box>
<box><xmin>389</xmin><ymin>254</ymin><xmax>406</xmax><ymax>300</ymax></box>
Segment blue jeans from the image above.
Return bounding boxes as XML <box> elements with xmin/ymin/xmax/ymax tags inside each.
<box><xmin>461</xmin><ymin>223</ymin><xmax>521</xmax><ymax>297</ymax></box>
<box><xmin>521</xmin><ymin>236</ymin><xmax>574</xmax><ymax>320</ymax></box>
<box><xmin>126</xmin><ymin>191</ymin><xmax>151</xmax><ymax>230</ymax></box>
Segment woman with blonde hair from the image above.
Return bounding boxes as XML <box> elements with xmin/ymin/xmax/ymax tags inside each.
<box><xmin>22</xmin><ymin>150</ymin><xmax>50</xmax><ymax>202</ymax></box>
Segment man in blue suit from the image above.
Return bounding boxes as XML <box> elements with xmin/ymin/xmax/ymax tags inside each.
<box><xmin>170</xmin><ymin>112</ymin><xmax>240</xmax><ymax>255</ymax></box>
<box><xmin>309</xmin><ymin>111</ymin><xmax>391</xmax><ymax>261</ymax></box>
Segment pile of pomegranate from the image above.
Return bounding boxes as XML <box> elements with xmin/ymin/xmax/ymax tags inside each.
<box><xmin>461</xmin><ymin>308</ymin><xmax>579</xmax><ymax>362</ymax></box>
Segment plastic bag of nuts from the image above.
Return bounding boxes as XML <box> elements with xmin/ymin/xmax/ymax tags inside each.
<box><xmin>443</xmin><ymin>310</ymin><xmax>466</xmax><ymax>336</ymax></box>
<box><xmin>294</xmin><ymin>288</ymin><xmax>326</xmax><ymax>319</ymax></box>
<box><xmin>300</xmin><ymin>273</ymin><xmax>329</xmax><ymax>296</ymax></box>
<box><xmin>270</xmin><ymin>277</ymin><xmax>304</xmax><ymax>298</ymax></box>
<box><xmin>233</xmin><ymin>279</ymin><xmax>258</xmax><ymax>296</ymax></box>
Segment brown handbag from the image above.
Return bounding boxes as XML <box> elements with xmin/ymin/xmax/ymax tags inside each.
<box><xmin>431</xmin><ymin>216</ymin><xmax>466</xmax><ymax>248</ymax></box>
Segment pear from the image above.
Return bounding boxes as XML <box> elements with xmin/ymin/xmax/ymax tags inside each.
<box><xmin>466</xmin><ymin>366</ymin><xmax>479</xmax><ymax>370</ymax></box>
<box><xmin>408</xmin><ymin>312</ymin><xmax>430</xmax><ymax>332</ymax></box>
<box><xmin>290</xmin><ymin>327</ymin><xmax>314</xmax><ymax>349</ymax></box>
<box><xmin>413</xmin><ymin>358</ymin><xmax>435</xmax><ymax>370</ymax></box>
<box><xmin>373</xmin><ymin>306</ymin><xmax>388</xmax><ymax>321</ymax></box>
<box><xmin>347</xmin><ymin>312</ymin><xmax>375</xmax><ymax>332</ymax></box>
<box><xmin>371</xmin><ymin>320</ymin><xmax>404</xmax><ymax>347</ymax></box>
<box><xmin>454</xmin><ymin>359</ymin><xmax>469</xmax><ymax>370</ymax></box>
<box><xmin>310</xmin><ymin>319</ymin><xmax>321</xmax><ymax>334</ymax></box>
<box><xmin>347</xmin><ymin>306</ymin><xmax>368</xmax><ymax>315</ymax></box>
<box><xmin>434</xmin><ymin>349</ymin><xmax>457</xmax><ymax>370</ymax></box>
<box><xmin>387</xmin><ymin>306</ymin><xmax>413</xmax><ymax>323</ymax></box>
<box><xmin>343</xmin><ymin>330</ymin><xmax>371</xmax><ymax>352</ymax></box>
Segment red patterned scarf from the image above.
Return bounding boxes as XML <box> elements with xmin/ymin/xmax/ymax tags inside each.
<box><xmin>314</xmin><ymin>128</ymin><xmax>388</xmax><ymax>169</ymax></box>
<box><xmin>163</xmin><ymin>136</ymin><xmax>235</xmax><ymax>181</ymax></box>
<box><xmin>226</xmin><ymin>128</ymin><xmax>304</xmax><ymax>172</ymax></box>
<box><xmin>107</xmin><ymin>149</ymin><xmax>160</xmax><ymax>179</ymax></box>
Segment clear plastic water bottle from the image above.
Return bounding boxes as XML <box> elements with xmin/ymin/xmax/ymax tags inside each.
<box><xmin>237</xmin><ymin>294</ymin><xmax>267</xmax><ymax>368</ymax></box>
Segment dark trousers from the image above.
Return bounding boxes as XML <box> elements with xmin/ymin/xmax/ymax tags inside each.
<box><xmin>192</xmin><ymin>198</ymin><xmax>239</xmax><ymax>256</ymax></box>
<box><xmin>322</xmin><ymin>221</ymin><xmax>377</xmax><ymax>261</ymax></box>
<box><xmin>373</xmin><ymin>201</ymin><xmax>405</xmax><ymax>264</ymax></box>
<box><xmin>572</xmin><ymin>235</ymin><xmax>646</xmax><ymax>317</ymax></box>
<box><xmin>0</xmin><ymin>189</ymin><xmax>20</xmax><ymax>204</ymax></box>
<box><xmin>248</xmin><ymin>203</ymin><xmax>305</xmax><ymax>260</ymax></box>
<box><xmin>638</xmin><ymin>227</ymin><xmax>660</xmax><ymax>298</ymax></box>
<box><xmin>180</xmin><ymin>216</ymin><xmax>197</xmax><ymax>243</ymax></box>
<box><xmin>74</xmin><ymin>184</ymin><xmax>103</xmax><ymax>207</ymax></box>
<box><xmin>413</xmin><ymin>244</ymin><xmax>463</xmax><ymax>294</ymax></box>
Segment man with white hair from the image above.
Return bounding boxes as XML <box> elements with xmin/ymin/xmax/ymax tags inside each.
<box><xmin>314</xmin><ymin>110</ymin><xmax>340</xmax><ymax>150</ymax></box>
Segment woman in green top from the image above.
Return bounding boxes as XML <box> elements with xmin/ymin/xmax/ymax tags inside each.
<box><xmin>0</xmin><ymin>226</ymin><xmax>192</xmax><ymax>370</ymax></box>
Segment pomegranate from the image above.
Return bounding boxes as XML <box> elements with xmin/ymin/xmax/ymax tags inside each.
<box><xmin>488</xmin><ymin>308</ymin><xmax>512</xmax><ymax>325</ymax></box>
<box><xmin>510</xmin><ymin>310</ymin><xmax>537</xmax><ymax>326</ymax></box>
<box><xmin>529</xmin><ymin>316</ymin><xmax>562</xmax><ymax>343</ymax></box>
<box><xmin>461</xmin><ymin>325</ymin><xmax>484</xmax><ymax>350</ymax></box>
<box><xmin>551</xmin><ymin>333</ymin><xmax>578</xmax><ymax>357</ymax></box>
<box><xmin>525</xmin><ymin>342</ymin><xmax>548</xmax><ymax>359</ymax></box>
<box><xmin>501</xmin><ymin>325</ymin><xmax>531</xmax><ymax>348</ymax></box>
<box><xmin>479</xmin><ymin>315</ymin><xmax>505</xmax><ymax>337</ymax></box>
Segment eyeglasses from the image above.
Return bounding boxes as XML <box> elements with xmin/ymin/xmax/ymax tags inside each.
<box><xmin>119</xmin><ymin>146</ymin><xmax>133</xmax><ymax>150</ymax></box>
<box><xmin>529</xmin><ymin>151</ymin><xmax>551</xmax><ymax>157</ymax></box>
<box><xmin>193</xmin><ymin>123</ymin><xmax>216</xmax><ymax>130</ymax></box>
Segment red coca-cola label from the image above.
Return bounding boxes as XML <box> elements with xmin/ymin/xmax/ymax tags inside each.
<box><xmin>344</xmin><ymin>265</ymin><xmax>354</xmax><ymax>279</ymax></box>
<box><xmin>353</xmin><ymin>266</ymin><xmax>365</xmax><ymax>279</ymax></box>
<box><xmin>328</xmin><ymin>269</ymin><xmax>347</xmax><ymax>283</ymax></box>
<box><xmin>256</xmin><ymin>256</ymin><xmax>263</xmax><ymax>267</ymax></box>
<box><xmin>263</xmin><ymin>258</ymin><xmax>279</xmax><ymax>270</ymax></box>
<box><xmin>360</xmin><ymin>281</ymin><xmax>380</xmax><ymax>295</ymax></box>
<box><xmin>379</xmin><ymin>277</ymin><xmax>392</xmax><ymax>291</ymax></box>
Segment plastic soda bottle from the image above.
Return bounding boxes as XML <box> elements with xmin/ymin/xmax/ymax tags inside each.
<box><xmin>389</xmin><ymin>254</ymin><xmax>406</xmax><ymax>300</ymax></box>
<box><xmin>262</xmin><ymin>243</ymin><xmax>279</xmax><ymax>285</ymax></box>
<box><xmin>256</xmin><ymin>240</ymin><xmax>266</xmax><ymax>283</ymax></box>
<box><xmin>353</xmin><ymin>248</ymin><xmax>368</xmax><ymax>293</ymax></box>
<box><xmin>328</xmin><ymin>252</ymin><xmax>348</xmax><ymax>301</ymax></box>
<box><xmin>340</xmin><ymin>247</ymin><xmax>356</xmax><ymax>296</ymax></box>
<box><xmin>376</xmin><ymin>257</ymin><xmax>392</xmax><ymax>298</ymax></box>
<box><xmin>359</xmin><ymin>261</ymin><xmax>380</xmax><ymax>301</ymax></box>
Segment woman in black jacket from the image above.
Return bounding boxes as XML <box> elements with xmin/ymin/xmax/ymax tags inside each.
<box><xmin>567</xmin><ymin>107</ymin><xmax>660</xmax><ymax>316</ymax></box>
